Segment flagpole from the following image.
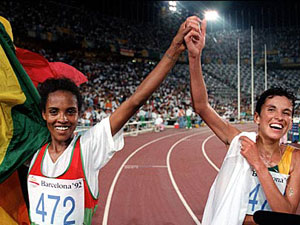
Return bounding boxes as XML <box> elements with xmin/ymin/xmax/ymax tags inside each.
<box><xmin>237</xmin><ymin>38</ymin><xmax>241</xmax><ymax>121</ymax></box>
<box><xmin>251</xmin><ymin>26</ymin><xmax>254</xmax><ymax>117</ymax></box>
<box><xmin>265</xmin><ymin>44</ymin><xmax>267</xmax><ymax>90</ymax></box>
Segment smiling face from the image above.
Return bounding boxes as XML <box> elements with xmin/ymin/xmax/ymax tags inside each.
<box><xmin>254</xmin><ymin>95</ymin><xmax>293</xmax><ymax>142</ymax></box>
<box><xmin>42</xmin><ymin>90</ymin><xmax>79</xmax><ymax>145</ymax></box>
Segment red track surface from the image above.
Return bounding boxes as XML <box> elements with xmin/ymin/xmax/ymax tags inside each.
<box><xmin>91</xmin><ymin>124</ymin><xmax>299</xmax><ymax>225</ymax></box>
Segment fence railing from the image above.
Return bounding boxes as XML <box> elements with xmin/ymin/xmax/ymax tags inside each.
<box><xmin>124</xmin><ymin>120</ymin><xmax>155</xmax><ymax>136</ymax></box>
<box><xmin>75</xmin><ymin>120</ymin><xmax>155</xmax><ymax>136</ymax></box>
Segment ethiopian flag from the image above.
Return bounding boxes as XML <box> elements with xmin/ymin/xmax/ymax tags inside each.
<box><xmin>0</xmin><ymin>17</ymin><xmax>50</xmax><ymax>184</ymax></box>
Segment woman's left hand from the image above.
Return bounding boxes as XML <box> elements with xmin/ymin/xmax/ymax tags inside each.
<box><xmin>184</xmin><ymin>18</ymin><xmax>206</xmax><ymax>58</ymax></box>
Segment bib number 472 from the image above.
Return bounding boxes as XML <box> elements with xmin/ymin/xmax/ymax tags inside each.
<box><xmin>36</xmin><ymin>193</ymin><xmax>75</xmax><ymax>225</ymax></box>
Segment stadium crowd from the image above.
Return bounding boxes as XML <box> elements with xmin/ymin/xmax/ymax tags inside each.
<box><xmin>1</xmin><ymin>0</ymin><xmax>300</xmax><ymax>127</ymax></box>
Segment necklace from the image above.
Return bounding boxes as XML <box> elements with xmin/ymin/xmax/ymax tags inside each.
<box><xmin>259</xmin><ymin>146</ymin><xmax>283</xmax><ymax>168</ymax></box>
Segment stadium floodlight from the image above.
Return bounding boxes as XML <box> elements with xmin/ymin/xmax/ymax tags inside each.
<box><xmin>204</xmin><ymin>10</ymin><xmax>219</xmax><ymax>21</ymax></box>
<box><xmin>168</xmin><ymin>1</ymin><xmax>177</xmax><ymax>7</ymax></box>
<box><xmin>169</xmin><ymin>6</ymin><xmax>177</xmax><ymax>12</ymax></box>
<box><xmin>168</xmin><ymin>1</ymin><xmax>177</xmax><ymax>12</ymax></box>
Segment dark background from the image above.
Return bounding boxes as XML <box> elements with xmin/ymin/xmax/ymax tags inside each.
<box><xmin>71</xmin><ymin>1</ymin><xmax>300</xmax><ymax>30</ymax></box>
<box><xmin>26</xmin><ymin>1</ymin><xmax>298</xmax><ymax>30</ymax></box>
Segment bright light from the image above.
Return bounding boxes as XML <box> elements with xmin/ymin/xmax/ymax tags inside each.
<box><xmin>168</xmin><ymin>1</ymin><xmax>177</xmax><ymax>7</ymax></box>
<box><xmin>204</xmin><ymin>10</ymin><xmax>219</xmax><ymax>21</ymax></box>
<box><xmin>169</xmin><ymin>6</ymin><xmax>177</xmax><ymax>12</ymax></box>
<box><xmin>168</xmin><ymin>1</ymin><xmax>177</xmax><ymax>12</ymax></box>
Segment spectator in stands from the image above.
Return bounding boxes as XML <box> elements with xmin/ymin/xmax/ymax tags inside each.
<box><xmin>27</xmin><ymin>17</ymin><xmax>196</xmax><ymax>225</ymax></box>
<box><xmin>104</xmin><ymin>108</ymin><xmax>112</xmax><ymax>118</ymax></box>
<box><xmin>96</xmin><ymin>107</ymin><xmax>107</xmax><ymax>122</ymax></box>
<box><xmin>137</xmin><ymin>107</ymin><xmax>146</xmax><ymax>127</ymax></box>
<box><xmin>79</xmin><ymin>112</ymin><xmax>91</xmax><ymax>126</ymax></box>
<box><xmin>83</xmin><ymin>106</ymin><xmax>94</xmax><ymax>125</ymax></box>
<box><xmin>151</xmin><ymin>109</ymin><xmax>158</xmax><ymax>122</ymax></box>
<box><xmin>178</xmin><ymin>106</ymin><xmax>186</xmax><ymax>128</ymax></box>
<box><xmin>194</xmin><ymin>114</ymin><xmax>203</xmax><ymax>127</ymax></box>
<box><xmin>185</xmin><ymin>105</ymin><xmax>193</xmax><ymax>129</ymax></box>
<box><xmin>186</xmin><ymin>16</ymin><xmax>300</xmax><ymax>225</ymax></box>
<box><xmin>154</xmin><ymin>114</ymin><xmax>164</xmax><ymax>132</ymax></box>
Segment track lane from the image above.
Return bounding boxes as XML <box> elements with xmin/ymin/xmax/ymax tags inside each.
<box><xmin>168</xmin><ymin>130</ymin><xmax>218</xmax><ymax>221</ymax></box>
<box><xmin>93</xmin><ymin>129</ymin><xmax>199</xmax><ymax>224</ymax></box>
<box><xmin>103</xmin><ymin>129</ymin><xmax>205</xmax><ymax>225</ymax></box>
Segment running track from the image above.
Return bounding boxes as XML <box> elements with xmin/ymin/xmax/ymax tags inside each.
<box><xmin>91</xmin><ymin>124</ymin><xmax>300</xmax><ymax>225</ymax></box>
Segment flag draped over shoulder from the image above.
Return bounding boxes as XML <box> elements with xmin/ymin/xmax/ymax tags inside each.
<box><xmin>0</xmin><ymin>20</ymin><xmax>50</xmax><ymax>183</ymax></box>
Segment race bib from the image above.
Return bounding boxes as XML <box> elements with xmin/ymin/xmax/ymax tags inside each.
<box><xmin>247</xmin><ymin>170</ymin><xmax>289</xmax><ymax>215</ymax></box>
<box><xmin>28</xmin><ymin>175</ymin><xmax>84</xmax><ymax>225</ymax></box>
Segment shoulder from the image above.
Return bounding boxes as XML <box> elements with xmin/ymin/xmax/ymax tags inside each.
<box><xmin>292</xmin><ymin>147</ymin><xmax>300</xmax><ymax>159</ymax></box>
<box><xmin>227</xmin><ymin>129</ymin><xmax>243</xmax><ymax>143</ymax></box>
<box><xmin>285</xmin><ymin>144</ymin><xmax>300</xmax><ymax>155</ymax></box>
<box><xmin>289</xmin><ymin>146</ymin><xmax>300</xmax><ymax>174</ymax></box>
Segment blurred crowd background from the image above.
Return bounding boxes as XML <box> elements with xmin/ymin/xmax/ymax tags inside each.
<box><xmin>1</xmin><ymin>0</ymin><xmax>300</xmax><ymax>128</ymax></box>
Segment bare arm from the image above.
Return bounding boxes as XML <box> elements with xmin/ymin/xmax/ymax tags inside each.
<box><xmin>257</xmin><ymin>161</ymin><xmax>300</xmax><ymax>213</ymax></box>
<box><xmin>109</xmin><ymin>19</ymin><xmax>193</xmax><ymax>136</ymax></box>
<box><xmin>240</xmin><ymin>138</ymin><xmax>300</xmax><ymax>213</ymax></box>
<box><xmin>185</xmin><ymin>17</ymin><xmax>240</xmax><ymax>145</ymax></box>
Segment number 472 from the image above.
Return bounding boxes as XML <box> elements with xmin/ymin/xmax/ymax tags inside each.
<box><xmin>36</xmin><ymin>193</ymin><xmax>75</xmax><ymax>225</ymax></box>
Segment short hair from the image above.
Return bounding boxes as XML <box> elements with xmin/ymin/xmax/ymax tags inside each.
<box><xmin>255</xmin><ymin>87</ymin><xmax>296</xmax><ymax>116</ymax></box>
<box><xmin>38</xmin><ymin>78</ymin><xmax>82</xmax><ymax>112</ymax></box>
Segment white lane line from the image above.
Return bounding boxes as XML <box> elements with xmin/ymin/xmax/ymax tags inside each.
<box><xmin>124</xmin><ymin>165</ymin><xmax>167</xmax><ymax>169</ymax></box>
<box><xmin>201</xmin><ymin>134</ymin><xmax>220</xmax><ymax>172</ymax></box>
<box><xmin>102</xmin><ymin>130</ymin><xmax>200</xmax><ymax>225</ymax></box>
<box><xmin>166</xmin><ymin>131</ymin><xmax>209</xmax><ymax>225</ymax></box>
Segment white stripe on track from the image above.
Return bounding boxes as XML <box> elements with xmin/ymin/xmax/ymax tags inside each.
<box><xmin>166</xmin><ymin>132</ymin><xmax>205</xmax><ymax>225</ymax></box>
<box><xmin>102</xmin><ymin>130</ymin><xmax>206</xmax><ymax>225</ymax></box>
<box><xmin>201</xmin><ymin>134</ymin><xmax>220</xmax><ymax>172</ymax></box>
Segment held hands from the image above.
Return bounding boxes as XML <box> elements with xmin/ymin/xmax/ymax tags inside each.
<box><xmin>170</xmin><ymin>19</ymin><xmax>193</xmax><ymax>54</ymax></box>
<box><xmin>184</xmin><ymin>16</ymin><xmax>207</xmax><ymax>58</ymax></box>
<box><xmin>171</xmin><ymin>16</ymin><xmax>206</xmax><ymax>55</ymax></box>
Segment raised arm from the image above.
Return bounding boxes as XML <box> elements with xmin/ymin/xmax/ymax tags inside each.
<box><xmin>185</xmin><ymin>17</ymin><xmax>240</xmax><ymax>145</ymax></box>
<box><xmin>109</xmin><ymin>18</ymin><xmax>193</xmax><ymax>136</ymax></box>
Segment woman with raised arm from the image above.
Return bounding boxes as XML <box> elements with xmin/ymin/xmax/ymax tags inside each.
<box><xmin>185</xmin><ymin>16</ymin><xmax>300</xmax><ymax>225</ymax></box>
<box><xmin>26</xmin><ymin>17</ymin><xmax>199</xmax><ymax>225</ymax></box>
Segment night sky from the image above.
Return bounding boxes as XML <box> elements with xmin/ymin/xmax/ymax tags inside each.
<box><xmin>167</xmin><ymin>1</ymin><xmax>300</xmax><ymax>30</ymax></box>
<box><xmin>13</xmin><ymin>0</ymin><xmax>300</xmax><ymax>30</ymax></box>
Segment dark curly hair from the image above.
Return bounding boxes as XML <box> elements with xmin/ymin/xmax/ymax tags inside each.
<box><xmin>38</xmin><ymin>78</ymin><xmax>82</xmax><ymax>112</ymax></box>
<box><xmin>255</xmin><ymin>87</ymin><xmax>296</xmax><ymax>116</ymax></box>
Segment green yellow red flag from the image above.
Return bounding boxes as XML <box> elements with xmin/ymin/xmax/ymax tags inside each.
<box><xmin>0</xmin><ymin>17</ymin><xmax>50</xmax><ymax>183</ymax></box>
